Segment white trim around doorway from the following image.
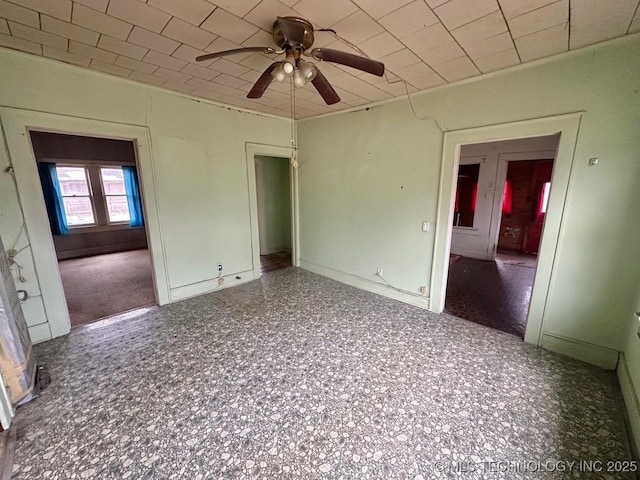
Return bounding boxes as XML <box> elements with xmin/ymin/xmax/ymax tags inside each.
<box><xmin>429</xmin><ymin>113</ymin><xmax>583</xmax><ymax>347</ymax></box>
<box><xmin>0</xmin><ymin>108</ymin><xmax>170</xmax><ymax>339</ymax></box>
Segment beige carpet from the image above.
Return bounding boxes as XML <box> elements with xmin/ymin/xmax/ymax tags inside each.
<box><xmin>58</xmin><ymin>249</ymin><xmax>155</xmax><ymax>327</ymax></box>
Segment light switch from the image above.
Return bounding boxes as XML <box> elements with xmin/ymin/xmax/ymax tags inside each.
<box><xmin>422</xmin><ymin>222</ymin><xmax>431</xmax><ymax>232</ymax></box>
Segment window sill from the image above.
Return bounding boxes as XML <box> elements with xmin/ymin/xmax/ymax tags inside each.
<box><xmin>67</xmin><ymin>224</ymin><xmax>142</xmax><ymax>235</ymax></box>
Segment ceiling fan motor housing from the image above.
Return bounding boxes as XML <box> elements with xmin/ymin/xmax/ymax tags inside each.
<box><xmin>272</xmin><ymin>16</ymin><xmax>315</xmax><ymax>50</ymax></box>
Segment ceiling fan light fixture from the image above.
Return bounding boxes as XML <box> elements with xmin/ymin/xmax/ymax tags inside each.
<box><xmin>271</xmin><ymin>62</ymin><xmax>287</xmax><ymax>82</ymax></box>
<box><xmin>282</xmin><ymin>52</ymin><xmax>296</xmax><ymax>75</ymax></box>
<box><xmin>298</xmin><ymin>60</ymin><xmax>317</xmax><ymax>82</ymax></box>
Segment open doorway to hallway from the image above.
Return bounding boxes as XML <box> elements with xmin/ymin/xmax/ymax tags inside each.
<box><xmin>445</xmin><ymin>134</ymin><xmax>560</xmax><ymax>338</ymax></box>
<box><xmin>254</xmin><ymin>156</ymin><xmax>292</xmax><ymax>274</ymax></box>
<box><xmin>30</xmin><ymin>131</ymin><xmax>155</xmax><ymax>327</ymax></box>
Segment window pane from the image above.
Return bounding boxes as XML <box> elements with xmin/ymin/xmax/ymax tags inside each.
<box><xmin>106</xmin><ymin>195</ymin><xmax>130</xmax><ymax>222</ymax></box>
<box><xmin>101</xmin><ymin>167</ymin><xmax>126</xmax><ymax>195</ymax></box>
<box><xmin>57</xmin><ymin>166</ymin><xmax>90</xmax><ymax>196</ymax></box>
<box><xmin>62</xmin><ymin>197</ymin><xmax>94</xmax><ymax>225</ymax></box>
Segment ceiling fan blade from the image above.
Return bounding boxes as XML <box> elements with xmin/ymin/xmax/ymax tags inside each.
<box><xmin>311</xmin><ymin>48</ymin><xmax>385</xmax><ymax>77</ymax></box>
<box><xmin>247</xmin><ymin>63</ymin><xmax>279</xmax><ymax>99</ymax></box>
<box><xmin>196</xmin><ymin>46</ymin><xmax>275</xmax><ymax>62</ymax></box>
<box><xmin>276</xmin><ymin>16</ymin><xmax>306</xmax><ymax>47</ymax></box>
<box><xmin>311</xmin><ymin>68</ymin><xmax>340</xmax><ymax>105</ymax></box>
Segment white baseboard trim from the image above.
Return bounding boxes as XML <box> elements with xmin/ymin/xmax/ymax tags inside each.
<box><xmin>449</xmin><ymin>246</ymin><xmax>492</xmax><ymax>260</ymax></box>
<box><xmin>299</xmin><ymin>260</ymin><xmax>431</xmax><ymax>310</ymax></box>
<box><xmin>169</xmin><ymin>269</ymin><xmax>258</xmax><ymax>302</ymax></box>
<box><xmin>541</xmin><ymin>333</ymin><xmax>619</xmax><ymax>369</ymax></box>
<box><xmin>618</xmin><ymin>353</ymin><xmax>640</xmax><ymax>458</ymax></box>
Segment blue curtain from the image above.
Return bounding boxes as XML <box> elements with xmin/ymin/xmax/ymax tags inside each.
<box><xmin>37</xmin><ymin>162</ymin><xmax>69</xmax><ymax>235</ymax></box>
<box><xmin>123</xmin><ymin>166</ymin><xmax>144</xmax><ymax>228</ymax></box>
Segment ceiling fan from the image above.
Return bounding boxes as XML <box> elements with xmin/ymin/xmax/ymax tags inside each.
<box><xmin>195</xmin><ymin>16</ymin><xmax>385</xmax><ymax>105</ymax></box>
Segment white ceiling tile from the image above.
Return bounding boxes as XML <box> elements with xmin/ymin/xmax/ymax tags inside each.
<box><xmin>41</xmin><ymin>15</ymin><xmax>100</xmax><ymax>46</ymax></box>
<box><xmin>0</xmin><ymin>0</ymin><xmax>39</xmax><ymax>28</ymax></box>
<box><xmin>395</xmin><ymin>61</ymin><xmax>434</xmax><ymax>80</ymax></box>
<box><xmin>72</xmin><ymin>3</ymin><xmax>133</xmax><ymax>40</ymax></box>
<box><xmin>359</xmin><ymin>31</ymin><xmax>405</xmax><ymax>59</ymax></box>
<box><xmin>205</xmin><ymin>36</ymin><xmax>242</xmax><ymax>53</ymax></box>
<box><xmin>401</xmin><ymin>22</ymin><xmax>454</xmax><ymax>54</ymax></box>
<box><xmin>162</xmin><ymin>17</ymin><xmax>217</xmax><ymax>50</ymax></box>
<box><xmin>43</xmin><ymin>45</ymin><xmax>90</xmax><ymax>66</ymax></box>
<box><xmin>200</xmin><ymin>8</ymin><xmax>260</xmax><ymax>44</ymax></box>
<box><xmin>291</xmin><ymin>0</ymin><xmax>359</xmax><ymax>29</ymax></box>
<box><xmin>147</xmin><ymin>0</ymin><xmax>215</xmax><ymax>26</ymax></box>
<box><xmin>90</xmin><ymin>58</ymin><xmax>131</xmax><ymax>76</ymax></box>
<box><xmin>73</xmin><ymin>0</ymin><xmax>108</xmax><ymax>13</ymax></box>
<box><xmin>331</xmin><ymin>11</ymin><xmax>384</xmax><ymax>44</ymax></box>
<box><xmin>508</xmin><ymin>0</ymin><xmax>568</xmax><ymax>38</ymax></box>
<box><xmin>161</xmin><ymin>79</ymin><xmax>198</xmax><ymax>94</ymax></box>
<box><xmin>241</xmin><ymin>29</ymin><xmax>274</xmax><ymax>48</ymax></box>
<box><xmin>209</xmin><ymin>57</ymin><xmax>251</xmax><ymax>76</ymax></box>
<box><xmin>186</xmin><ymin>77</ymin><xmax>217</xmax><ymax>90</ymax></box>
<box><xmin>416</xmin><ymin>41</ymin><xmax>465</xmax><ymax>65</ymax></box>
<box><xmin>238</xmin><ymin>52</ymin><xmax>277</xmax><ymax>71</ymax></box>
<box><xmin>514</xmin><ymin>23</ymin><xmax>567</xmax><ymax>61</ymax></box>
<box><xmin>424</xmin><ymin>0</ymin><xmax>448</xmax><ymax>7</ymax></box>
<box><xmin>463</xmin><ymin>31</ymin><xmax>515</xmax><ymax>59</ymax></box>
<box><xmin>97</xmin><ymin>35</ymin><xmax>148</xmax><ymax>60</ymax></box>
<box><xmin>243</xmin><ymin>0</ymin><xmax>299</xmax><ymax>30</ymax></box>
<box><xmin>434</xmin><ymin>0</ymin><xmax>499</xmax><ymax>30</ymax></box>
<box><xmin>154</xmin><ymin>66</ymin><xmax>192</xmax><ymax>83</ymax></box>
<box><xmin>409</xmin><ymin>71</ymin><xmax>445</xmax><ymax>89</ymax></box>
<box><xmin>0</xmin><ymin>19</ymin><xmax>8</xmax><ymax>34</ymax></box>
<box><xmin>379</xmin><ymin>1</ymin><xmax>439</xmax><ymax>39</ymax></box>
<box><xmin>8</xmin><ymin>21</ymin><xmax>68</xmax><ymax>50</ymax></box>
<box><xmin>8</xmin><ymin>0</ymin><xmax>71</xmax><ymax>21</ymax></box>
<box><xmin>181</xmin><ymin>62</ymin><xmax>219</xmax><ymax>80</ymax></box>
<box><xmin>431</xmin><ymin>55</ymin><xmax>480</xmax><ymax>81</ymax></box>
<box><xmin>172</xmin><ymin>44</ymin><xmax>214</xmax><ymax>66</ymax></box>
<box><xmin>473</xmin><ymin>47</ymin><xmax>519</xmax><ymax>72</ymax></box>
<box><xmin>451</xmin><ymin>11</ymin><xmax>507</xmax><ymax>45</ymax></box>
<box><xmin>107</xmin><ymin>0</ymin><xmax>170</xmax><ymax>34</ymax></box>
<box><xmin>69</xmin><ymin>40</ymin><xmax>118</xmax><ymax>63</ymax></box>
<box><xmin>115</xmin><ymin>55</ymin><xmax>158</xmax><ymax>74</ymax></box>
<box><xmin>127</xmin><ymin>26</ymin><xmax>180</xmax><ymax>55</ymax></box>
<box><xmin>378</xmin><ymin>48</ymin><xmax>421</xmax><ymax>71</ymax></box>
<box><xmin>210</xmin><ymin>0</ymin><xmax>262</xmax><ymax>18</ymax></box>
<box><xmin>498</xmin><ymin>0</ymin><xmax>557</xmax><ymax>20</ymax></box>
<box><xmin>328</xmin><ymin>72</ymin><xmax>391</xmax><ymax>100</ymax></box>
<box><xmin>212</xmin><ymin>73</ymin><xmax>249</xmax><ymax>88</ymax></box>
<box><xmin>0</xmin><ymin>31</ymin><xmax>41</xmax><ymax>54</ymax></box>
<box><xmin>570</xmin><ymin>0</ymin><xmax>637</xmax><ymax>49</ymax></box>
<box><xmin>350</xmin><ymin>0</ymin><xmax>413</xmax><ymax>20</ymax></box>
<box><xmin>144</xmin><ymin>50</ymin><xmax>188</xmax><ymax>70</ymax></box>
<box><xmin>129</xmin><ymin>70</ymin><xmax>166</xmax><ymax>86</ymax></box>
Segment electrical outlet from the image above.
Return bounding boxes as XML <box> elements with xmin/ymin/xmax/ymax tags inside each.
<box><xmin>376</xmin><ymin>268</ymin><xmax>383</xmax><ymax>276</ymax></box>
<box><xmin>420</xmin><ymin>286</ymin><xmax>428</xmax><ymax>295</ymax></box>
<box><xmin>217</xmin><ymin>263</ymin><xmax>223</xmax><ymax>273</ymax></box>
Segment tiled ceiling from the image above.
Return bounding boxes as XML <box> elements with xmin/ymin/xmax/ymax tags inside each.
<box><xmin>0</xmin><ymin>0</ymin><xmax>638</xmax><ymax>119</ymax></box>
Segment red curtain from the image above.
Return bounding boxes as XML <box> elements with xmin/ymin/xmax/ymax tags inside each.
<box><xmin>472</xmin><ymin>182</ymin><xmax>478</xmax><ymax>212</ymax></box>
<box><xmin>502</xmin><ymin>179</ymin><xmax>512</xmax><ymax>214</ymax></box>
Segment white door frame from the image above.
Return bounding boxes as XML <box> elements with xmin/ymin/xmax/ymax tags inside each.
<box><xmin>429</xmin><ymin>113</ymin><xmax>582</xmax><ymax>345</ymax></box>
<box><xmin>245</xmin><ymin>143</ymin><xmax>297</xmax><ymax>278</ymax></box>
<box><xmin>0</xmin><ymin>108</ymin><xmax>170</xmax><ymax>338</ymax></box>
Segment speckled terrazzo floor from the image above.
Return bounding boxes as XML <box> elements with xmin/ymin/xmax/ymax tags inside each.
<box><xmin>11</xmin><ymin>269</ymin><xmax>634</xmax><ymax>479</ymax></box>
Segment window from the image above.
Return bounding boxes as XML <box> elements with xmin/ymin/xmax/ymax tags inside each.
<box><xmin>100</xmin><ymin>167</ymin><xmax>130</xmax><ymax>223</ymax></box>
<box><xmin>56</xmin><ymin>166</ymin><xmax>95</xmax><ymax>226</ymax></box>
<box><xmin>540</xmin><ymin>182</ymin><xmax>551</xmax><ymax>214</ymax></box>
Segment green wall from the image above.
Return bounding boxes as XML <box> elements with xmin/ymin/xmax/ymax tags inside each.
<box><xmin>297</xmin><ymin>34</ymin><xmax>640</xmax><ymax>362</ymax></box>
<box><xmin>0</xmin><ymin>48</ymin><xmax>290</xmax><ymax>342</ymax></box>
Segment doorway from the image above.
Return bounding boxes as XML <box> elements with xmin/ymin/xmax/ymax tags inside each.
<box><xmin>254</xmin><ymin>155</ymin><xmax>293</xmax><ymax>274</ymax></box>
<box><xmin>444</xmin><ymin>135</ymin><xmax>560</xmax><ymax>337</ymax></box>
<box><xmin>30</xmin><ymin>131</ymin><xmax>155</xmax><ymax>327</ymax></box>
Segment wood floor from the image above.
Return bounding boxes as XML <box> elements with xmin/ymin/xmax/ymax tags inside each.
<box><xmin>260</xmin><ymin>251</ymin><xmax>291</xmax><ymax>273</ymax></box>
